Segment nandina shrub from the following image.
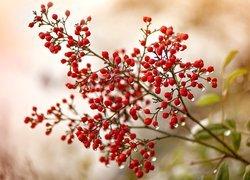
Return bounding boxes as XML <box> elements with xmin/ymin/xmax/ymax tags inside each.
<box><xmin>26</xmin><ymin>2</ymin><xmax>250</xmax><ymax>179</ymax></box>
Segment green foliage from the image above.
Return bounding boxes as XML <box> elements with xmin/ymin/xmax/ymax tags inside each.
<box><xmin>194</xmin><ymin>124</ymin><xmax>228</xmax><ymax>140</ymax></box>
<box><xmin>243</xmin><ymin>165</ymin><xmax>250</xmax><ymax>180</ymax></box>
<box><xmin>230</xmin><ymin>131</ymin><xmax>241</xmax><ymax>151</ymax></box>
<box><xmin>215</xmin><ymin>162</ymin><xmax>229</xmax><ymax>180</ymax></box>
<box><xmin>224</xmin><ymin>119</ymin><xmax>236</xmax><ymax>130</ymax></box>
<box><xmin>225</xmin><ymin>68</ymin><xmax>249</xmax><ymax>89</ymax></box>
<box><xmin>223</xmin><ymin>50</ymin><xmax>238</xmax><ymax>69</ymax></box>
<box><xmin>246</xmin><ymin>138</ymin><xmax>250</xmax><ymax>147</ymax></box>
<box><xmin>247</xmin><ymin>121</ymin><xmax>250</xmax><ymax>132</ymax></box>
<box><xmin>196</xmin><ymin>93</ymin><xmax>221</xmax><ymax>106</ymax></box>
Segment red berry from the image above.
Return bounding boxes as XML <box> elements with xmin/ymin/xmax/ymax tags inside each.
<box><xmin>52</xmin><ymin>14</ymin><xmax>58</xmax><ymax>20</ymax></box>
<box><xmin>136</xmin><ymin>170</ymin><xmax>144</xmax><ymax>178</ymax></box>
<box><xmin>144</xmin><ymin>118</ymin><xmax>152</xmax><ymax>125</ymax></box>
<box><xmin>147</xmin><ymin>141</ymin><xmax>154</xmax><ymax>148</ymax></box>
<box><xmin>160</xmin><ymin>26</ymin><xmax>167</xmax><ymax>34</ymax></box>
<box><xmin>65</xmin><ymin>10</ymin><xmax>70</xmax><ymax>17</ymax></box>
<box><xmin>181</xmin><ymin>33</ymin><xmax>189</xmax><ymax>40</ymax></box>
<box><xmin>207</xmin><ymin>66</ymin><xmax>214</xmax><ymax>73</ymax></box>
<box><xmin>102</xmin><ymin>51</ymin><xmax>109</xmax><ymax>59</ymax></box>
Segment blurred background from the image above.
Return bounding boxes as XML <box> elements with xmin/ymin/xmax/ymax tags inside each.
<box><xmin>0</xmin><ymin>0</ymin><xmax>250</xmax><ymax>179</ymax></box>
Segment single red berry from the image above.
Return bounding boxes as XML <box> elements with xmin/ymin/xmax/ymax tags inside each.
<box><xmin>147</xmin><ymin>141</ymin><xmax>154</xmax><ymax>148</ymax></box>
<box><xmin>52</xmin><ymin>14</ymin><xmax>58</xmax><ymax>20</ymax></box>
<box><xmin>180</xmin><ymin>33</ymin><xmax>189</xmax><ymax>40</ymax></box>
<box><xmin>102</xmin><ymin>51</ymin><xmax>109</xmax><ymax>59</ymax></box>
<box><xmin>207</xmin><ymin>66</ymin><xmax>214</xmax><ymax>73</ymax></box>
<box><xmin>161</xmin><ymin>101</ymin><xmax>168</xmax><ymax>109</ymax></box>
<box><xmin>160</xmin><ymin>26</ymin><xmax>167</xmax><ymax>34</ymax></box>
<box><xmin>65</xmin><ymin>10</ymin><xmax>70</xmax><ymax>17</ymax></box>
<box><xmin>144</xmin><ymin>118</ymin><xmax>152</xmax><ymax>125</ymax></box>
<box><xmin>136</xmin><ymin>170</ymin><xmax>144</xmax><ymax>178</ymax></box>
<box><xmin>47</xmin><ymin>2</ymin><xmax>53</xmax><ymax>8</ymax></box>
<box><xmin>144</xmin><ymin>109</ymin><xmax>151</xmax><ymax>114</ymax></box>
<box><xmin>162</xmin><ymin>112</ymin><xmax>169</xmax><ymax>119</ymax></box>
<box><xmin>28</xmin><ymin>22</ymin><xmax>35</xmax><ymax>28</ymax></box>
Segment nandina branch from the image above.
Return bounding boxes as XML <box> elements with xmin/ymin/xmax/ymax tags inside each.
<box><xmin>26</xmin><ymin>2</ymin><xmax>249</xmax><ymax>179</ymax></box>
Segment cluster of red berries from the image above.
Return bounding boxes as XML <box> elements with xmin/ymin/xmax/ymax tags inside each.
<box><xmin>26</xmin><ymin>2</ymin><xmax>217</xmax><ymax>178</ymax></box>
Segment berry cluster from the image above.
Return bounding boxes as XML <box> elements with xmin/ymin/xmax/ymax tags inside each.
<box><xmin>26</xmin><ymin>2</ymin><xmax>217</xmax><ymax>178</ymax></box>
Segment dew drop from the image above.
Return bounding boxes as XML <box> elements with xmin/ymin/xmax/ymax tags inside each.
<box><xmin>133</xmin><ymin>148</ymin><xmax>138</xmax><ymax>152</ymax></box>
<box><xmin>180</xmin><ymin>122</ymin><xmax>186</xmax><ymax>126</ymax></box>
<box><xmin>93</xmin><ymin>148</ymin><xmax>97</xmax><ymax>151</ymax></box>
<box><xmin>159</xmin><ymin>108</ymin><xmax>164</xmax><ymax>112</ymax></box>
<box><xmin>151</xmin><ymin>157</ymin><xmax>157</xmax><ymax>162</ymax></box>
<box><xmin>213</xmin><ymin>169</ymin><xmax>217</xmax><ymax>174</ymax></box>
<box><xmin>106</xmin><ymin>164</ymin><xmax>110</xmax><ymax>168</ymax></box>
<box><xmin>191</xmin><ymin>98</ymin><xmax>195</xmax><ymax>102</ymax></box>
<box><xmin>174</xmin><ymin>124</ymin><xmax>179</xmax><ymax>128</ymax></box>
<box><xmin>155</xmin><ymin>126</ymin><xmax>160</xmax><ymax>130</ymax></box>
<box><xmin>202</xmin><ymin>87</ymin><xmax>206</xmax><ymax>91</ymax></box>
<box><xmin>224</xmin><ymin>130</ymin><xmax>231</xmax><ymax>136</ymax></box>
<box><xmin>119</xmin><ymin>164</ymin><xmax>125</xmax><ymax>169</ymax></box>
<box><xmin>205</xmin><ymin>72</ymin><xmax>210</xmax><ymax>75</ymax></box>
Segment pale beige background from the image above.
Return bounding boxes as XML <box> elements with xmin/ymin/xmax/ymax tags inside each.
<box><xmin>0</xmin><ymin>0</ymin><xmax>250</xmax><ymax>179</ymax></box>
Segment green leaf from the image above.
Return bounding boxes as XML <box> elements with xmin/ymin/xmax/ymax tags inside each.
<box><xmin>194</xmin><ymin>124</ymin><xmax>229</xmax><ymax>140</ymax></box>
<box><xmin>243</xmin><ymin>165</ymin><xmax>250</xmax><ymax>180</ymax></box>
<box><xmin>230</xmin><ymin>131</ymin><xmax>241</xmax><ymax>151</ymax></box>
<box><xmin>215</xmin><ymin>162</ymin><xmax>229</xmax><ymax>180</ymax></box>
<box><xmin>225</xmin><ymin>68</ymin><xmax>249</xmax><ymax>89</ymax></box>
<box><xmin>196</xmin><ymin>93</ymin><xmax>221</xmax><ymax>106</ymax></box>
<box><xmin>247</xmin><ymin>121</ymin><xmax>250</xmax><ymax>132</ymax></box>
<box><xmin>225</xmin><ymin>119</ymin><xmax>236</xmax><ymax>130</ymax></box>
<box><xmin>196</xmin><ymin>176</ymin><xmax>204</xmax><ymax>180</ymax></box>
<box><xmin>246</xmin><ymin>138</ymin><xmax>250</xmax><ymax>147</ymax></box>
<box><xmin>223</xmin><ymin>50</ymin><xmax>238</xmax><ymax>69</ymax></box>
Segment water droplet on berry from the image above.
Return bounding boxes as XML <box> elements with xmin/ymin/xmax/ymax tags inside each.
<box><xmin>119</xmin><ymin>164</ymin><xmax>125</xmax><ymax>169</ymax></box>
<box><xmin>202</xmin><ymin>87</ymin><xmax>206</xmax><ymax>91</ymax></box>
<box><xmin>151</xmin><ymin>157</ymin><xmax>157</xmax><ymax>162</ymax></box>
<box><xmin>180</xmin><ymin>122</ymin><xmax>186</xmax><ymax>126</ymax></box>
<box><xmin>224</xmin><ymin>130</ymin><xmax>231</xmax><ymax>136</ymax></box>
<box><xmin>191</xmin><ymin>98</ymin><xmax>195</xmax><ymax>102</ymax></box>
<box><xmin>133</xmin><ymin>148</ymin><xmax>138</xmax><ymax>152</ymax></box>
<box><xmin>155</xmin><ymin>126</ymin><xmax>160</xmax><ymax>130</ymax></box>
<box><xmin>174</xmin><ymin>124</ymin><xmax>179</xmax><ymax>128</ymax></box>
